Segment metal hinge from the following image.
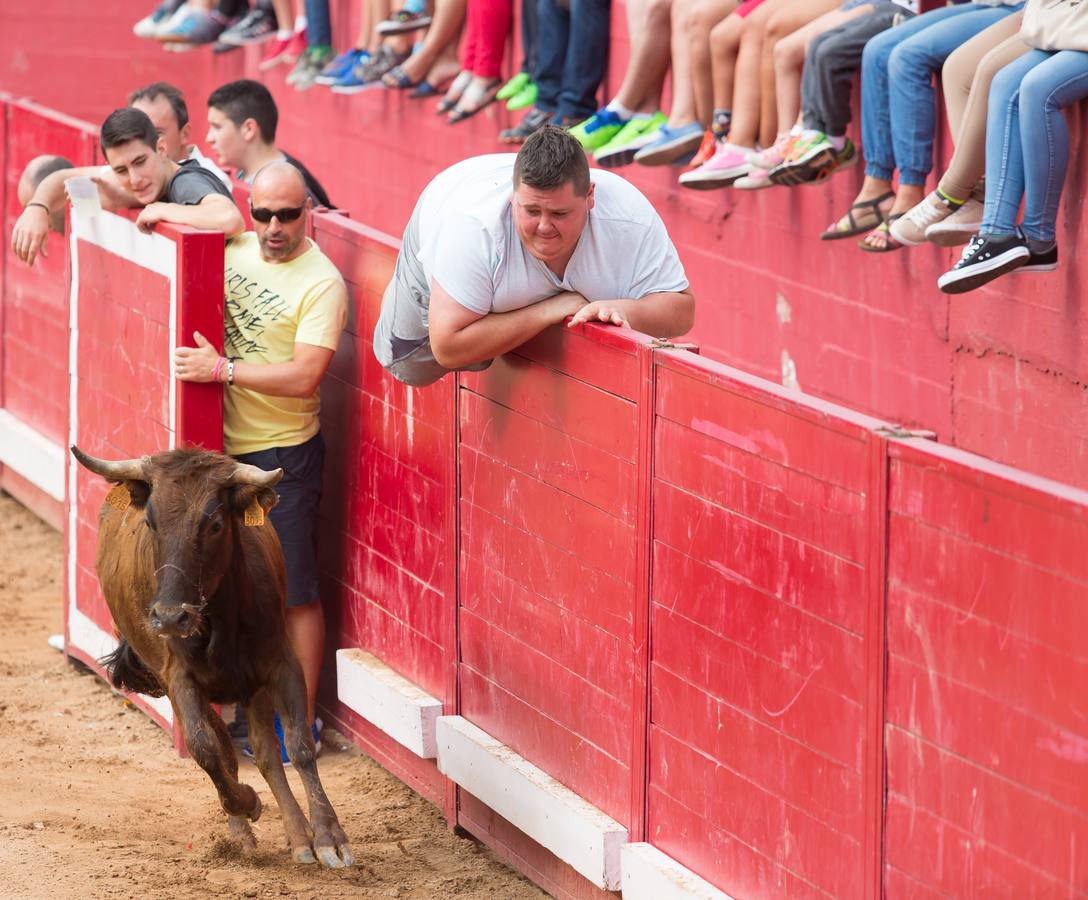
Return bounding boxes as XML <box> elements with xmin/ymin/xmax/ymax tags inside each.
<box><xmin>876</xmin><ymin>426</ymin><xmax>938</xmax><ymax>440</ymax></box>
<box><xmin>650</xmin><ymin>338</ymin><xmax>699</xmax><ymax>352</ymax></box>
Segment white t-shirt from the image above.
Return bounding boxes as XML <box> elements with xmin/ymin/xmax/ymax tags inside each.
<box><xmin>411</xmin><ymin>153</ymin><xmax>689</xmax><ymax>315</ymax></box>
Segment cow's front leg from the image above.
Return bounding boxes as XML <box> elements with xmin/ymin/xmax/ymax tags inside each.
<box><xmin>206</xmin><ymin>707</ymin><xmax>258</xmax><ymax>852</ymax></box>
<box><xmin>168</xmin><ymin>676</ymin><xmax>261</xmax><ymax>822</ymax></box>
<box><xmin>244</xmin><ymin>688</ymin><xmax>318</xmax><ymax>864</ymax></box>
<box><xmin>275</xmin><ymin>656</ymin><xmax>354</xmax><ymax>868</ymax></box>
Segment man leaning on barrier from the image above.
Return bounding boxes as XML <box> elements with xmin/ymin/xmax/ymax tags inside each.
<box><xmin>12</xmin><ymin>107</ymin><xmax>244</xmax><ymax>265</ymax></box>
<box><xmin>373</xmin><ymin>125</ymin><xmax>695</xmax><ymax>387</ymax></box>
<box><xmin>174</xmin><ymin>162</ymin><xmax>348</xmax><ymax>762</ymax></box>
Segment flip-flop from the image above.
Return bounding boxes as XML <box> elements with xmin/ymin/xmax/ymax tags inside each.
<box><xmin>820</xmin><ymin>191</ymin><xmax>894</xmax><ymax>241</ymax></box>
<box><xmin>437</xmin><ymin>70</ymin><xmax>472</xmax><ymax>114</ymax></box>
<box><xmin>409</xmin><ymin>81</ymin><xmax>440</xmax><ymax>99</ymax></box>
<box><xmin>858</xmin><ymin>214</ymin><xmax>905</xmax><ymax>253</ymax></box>
<box><xmin>447</xmin><ymin>78</ymin><xmax>502</xmax><ymax>124</ymax></box>
<box><xmin>382</xmin><ymin>65</ymin><xmax>419</xmax><ymax>89</ymax></box>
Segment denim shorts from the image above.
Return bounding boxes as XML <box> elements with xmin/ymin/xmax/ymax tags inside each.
<box><xmin>233</xmin><ymin>432</ymin><xmax>325</xmax><ymax>607</ymax></box>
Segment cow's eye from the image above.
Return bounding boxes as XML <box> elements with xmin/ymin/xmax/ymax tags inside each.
<box><xmin>207</xmin><ymin>518</ymin><xmax>224</xmax><ymax>536</ymax></box>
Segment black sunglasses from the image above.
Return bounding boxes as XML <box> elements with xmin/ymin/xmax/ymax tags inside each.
<box><xmin>249</xmin><ymin>204</ymin><xmax>306</xmax><ymax>224</ymax></box>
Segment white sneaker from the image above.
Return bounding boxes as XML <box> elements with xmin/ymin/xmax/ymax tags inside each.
<box><xmin>891</xmin><ymin>191</ymin><xmax>960</xmax><ymax>247</ymax></box>
<box><xmin>925</xmin><ymin>197</ymin><xmax>984</xmax><ymax>247</ymax></box>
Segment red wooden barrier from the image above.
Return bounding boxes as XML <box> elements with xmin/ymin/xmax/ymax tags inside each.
<box><xmin>64</xmin><ymin>209</ymin><xmax>224</xmax><ymax>749</ymax></box>
<box><xmin>882</xmin><ymin>440</ymin><xmax>1088</xmax><ymax>896</ymax></box>
<box><xmin>310</xmin><ymin>209</ymin><xmax>458</xmax><ymax>814</ymax></box>
<box><xmin>0</xmin><ymin>99</ymin><xmax>99</xmax><ymax>527</ymax></box>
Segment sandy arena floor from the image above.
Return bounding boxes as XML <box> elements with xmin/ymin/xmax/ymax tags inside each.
<box><xmin>0</xmin><ymin>492</ymin><xmax>547</xmax><ymax>900</ymax></box>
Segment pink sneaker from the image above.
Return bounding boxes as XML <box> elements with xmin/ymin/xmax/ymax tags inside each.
<box><xmin>678</xmin><ymin>143</ymin><xmax>753</xmax><ymax>190</ymax></box>
<box><xmin>734</xmin><ymin>165</ymin><xmax>775</xmax><ymax>190</ymax></box>
<box><xmin>745</xmin><ymin>134</ymin><xmax>794</xmax><ymax>170</ymax></box>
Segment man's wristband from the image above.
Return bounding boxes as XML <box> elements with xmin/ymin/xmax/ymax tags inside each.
<box><xmin>25</xmin><ymin>202</ymin><xmax>50</xmax><ymax>214</ymax></box>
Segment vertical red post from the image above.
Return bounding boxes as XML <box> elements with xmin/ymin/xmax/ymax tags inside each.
<box><xmin>443</xmin><ymin>372</ymin><xmax>461</xmax><ymax>827</ymax></box>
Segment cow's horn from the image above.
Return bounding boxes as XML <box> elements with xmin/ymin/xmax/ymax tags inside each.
<box><xmin>227</xmin><ymin>463</ymin><xmax>283</xmax><ymax>487</ymax></box>
<box><xmin>70</xmin><ymin>446</ymin><xmax>149</xmax><ymax>482</ymax></box>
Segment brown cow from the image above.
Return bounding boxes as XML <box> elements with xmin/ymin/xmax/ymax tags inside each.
<box><xmin>70</xmin><ymin>445</ymin><xmax>353</xmax><ymax>868</ymax></box>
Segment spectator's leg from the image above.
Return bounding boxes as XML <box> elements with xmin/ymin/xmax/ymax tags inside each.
<box><xmin>394</xmin><ymin>0</ymin><xmax>467</xmax><ymax>84</ymax></box>
<box><xmin>521</xmin><ymin>0</ymin><xmax>539</xmax><ymax>75</ymax></box>
<box><xmin>452</xmin><ymin>0</ymin><xmax>512</xmax><ymax>113</ymax></box>
<box><xmin>460</xmin><ymin>0</ymin><xmax>481</xmax><ymax>74</ymax></box>
<box><xmin>682</xmin><ymin>0</ymin><xmax>741</xmax><ymax>127</ymax></box>
<box><xmin>665</xmin><ymin>0</ymin><xmax>704</xmax><ymax>126</ymax></box>
<box><xmin>1016</xmin><ymin>50</ymin><xmax>1088</xmax><ymax>251</ymax></box>
<box><xmin>709</xmin><ymin>11</ymin><xmax>746</xmax><ymax>136</ymax></box>
<box><xmin>726</xmin><ymin>0</ymin><xmax>791</xmax><ymax>149</ymax></box>
<box><xmin>757</xmin><ymin>0</ymin><xmax>839</xmax><ymax>148</ymax></box>
<box><xmin>938</xmin><ymin>23</ymin><xmax>1029</xmax><ymax>201</ymax></box>
<box><xmin>981</xmin><ymin>50</ymin><xmax>1047</xmax><ymax>238</ymax></box>
<box><xmin>305</xmin><ymin>0</ymin><xmax>331</xmax><ymax>46</ymax></box>
<box><xmin>611</xmin><ymin>0</ymin><xmax>673</xmax><ymax>112</ymax></box>
<box><xmin>555</xmin><ymin>0</ymin><xmax>611</xmax><ymax>122</ymax></box>
<box><xmin>533</xmin><ymin>0</ymin><xmax>570</xmax><ymax>115</ymax></box>
<box><xmin>887</xmin><ymin>5</ymin><xmax>1016</xmax><ymax>211</ymax></box>
<box><xmin>772</xmin><ymin>2</ymin><xmax>872</xmax><ymax>140</ymax></box>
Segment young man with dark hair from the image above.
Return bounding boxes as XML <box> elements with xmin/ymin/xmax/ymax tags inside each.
<box><xmin>12</xmin><ymin>108</ymin><xmax>243</xmax><ymax>266</ymax></box>
<box><xmin>373</xmin><ymin>125</ymin><xmax>695</xmax><ymax>387</ymax></box>
<box><xmin>128</xmin><ymin>81</ymin><xmax>229</xmax><ymax>184</ymax></box>
<box><xmin>206</xmin><ymin>79</ymin><xmax>333</xmax><ymax>207</ymax></box>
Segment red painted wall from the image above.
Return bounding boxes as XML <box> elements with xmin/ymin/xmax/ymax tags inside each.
<box><xmin>0</xmin><ymin>2</ymin><xmax>1084</xmax><ymax>487</ymax></box>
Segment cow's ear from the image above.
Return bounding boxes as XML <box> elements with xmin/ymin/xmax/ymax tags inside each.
<box><xmin>104</xmin><ymin>479</ymin><xmax>150</xmax><ymax>511</ymax></box>
<box><xmin>228</xmin><ymin>485</ymin><xmax>279</xmax><ymax>524</ymax></box>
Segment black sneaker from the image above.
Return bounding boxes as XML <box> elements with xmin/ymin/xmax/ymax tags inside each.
<box><xmin>219</xmin><ymin>5</ymin><xmax>276</xmax><ymax>46</ymax></box>
<box><xmin>937</xmin><ymin>231</ymin><xmax>1030</xmax><ymax>294</ymax></box>
<box><xmin>499</xmin><ymin>108</ymin><xmax>552</xmax><ymax>145</ymax></box>
<box><xmin>1016</xmin><ymin>241</ymin><xmax>1059</xmax><ymax>274</ymax></box>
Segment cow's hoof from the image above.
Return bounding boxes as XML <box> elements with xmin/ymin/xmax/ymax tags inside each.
<box><xmin>292</xmin><ymin>846</ymin><xmax>317</xmax><ymax>865</ymax></box>
<box><xmin>227</xmin><ymin>815</ymin><xmax>258</xmax><ymax>853</ymax></box>
<box><xmin>316</xmin><ymin>845</ymin><xmax>347</xmax><ymax>869</ymax></box>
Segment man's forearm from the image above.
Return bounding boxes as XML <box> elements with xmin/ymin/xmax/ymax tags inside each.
<box><xmin>431</xmin><ymin>298</ymin><xmax>567</xmax><ymax>370</ymax></box>
<box><xmin>154</xmin><ymin>202</ymin><xmax>244</xmax><ymax>236</ymax></box>
<box><xmin>617</xmin><ymin>291</ymin><xmax>695</xmax><ymax>337</ymax></box>
<box><xmin>232</xmin><ymin>359</ymin><xmax>322</xmax><ymax>398</ymax></box>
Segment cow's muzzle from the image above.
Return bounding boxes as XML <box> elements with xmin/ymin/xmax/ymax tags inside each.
<box><xmin>149</xmin><ymin>601</ymin><xmax>203</xmax><ymax>638</ymax></box>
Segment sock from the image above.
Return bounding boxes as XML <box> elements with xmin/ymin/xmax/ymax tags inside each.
<box><xmin>936</xmin><ymin>187</ymin><xmax>965</xmax><ymax>207</ymax></box>
<box><xmin>828</xmin><ymin>134</ymin><xmax>846</xmax><ymax>151</ymax></box>
<box><xmin>712</xmin><ymin>108</ymin><xmax>732</xmax><ymax>137</ymax></box>
<box><xmin>790</xmin><ymin>122</ymin><xmax>803</xmax><ymax>137</ymax></box>
<box><xmin>294</xmin><ymin>14</ymin><xmax>307</xmax><ymax>32</ymax></box>
<box><xmin>276</xmin><ymin>29</ymin><xmax>292</xmax><ymax>39</ymax></box>
<box><xmin>606</xmin><ymin>99</ymin><xmax>635</xmax><ymax>119</ymax></box>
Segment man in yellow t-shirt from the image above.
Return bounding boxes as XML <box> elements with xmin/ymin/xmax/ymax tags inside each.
<box><xmin>175</xmin><ymin>162</ymin><xmax>347</xmax><ymax>757</ymax></box>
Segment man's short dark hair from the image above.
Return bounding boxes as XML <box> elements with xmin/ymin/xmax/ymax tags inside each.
<box><xmin>128</xmin><ymin>81</ymin><xmax>189</xmax><ymax>129</ymax></box>
<box><xmin>31</xmin><ymin>155</ymin><xmax>76</xmax><ymax>186</ymax></box>
<box><xmin>100</xmin><ymin>108</ymin><xmax>159</xmax><ymax>155</ymax></box>
<box><xmin>208</xmin><ymin>80</ymin><xmax>278</xmax><ymax>144</ymax></box>
<box><xmin>513</xmin><ymin>126</ymin><xmax>591</xmax><ymax>196</ymax></box>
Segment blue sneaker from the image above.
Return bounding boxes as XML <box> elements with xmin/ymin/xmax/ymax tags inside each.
<box><xmin>633</xmin><ymin>121</ymin><xmax>705</xmax><ymax>167</ymax></box>
<box><xmin>243</xmin><ymin>714</ymin><xmax>322</xmax><ymax>765</ymax></box>
<box><xmin>316</xmin><ymin>48</ymin><xmax>368</xmax><ymax>85</ymax></box>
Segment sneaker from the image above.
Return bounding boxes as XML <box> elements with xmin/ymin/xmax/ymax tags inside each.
<box><xmin>937</xmin><ymin>230</ymin><xmax>1030</xmax><ymax>294</ymax></box>
<box><xmin>593</xmin><ymin>112</ymin><xmax>666</xmax><ymax>168</ymax></box>
<box><xmin>330</xmin><ymin>45</ymin><xmax>406</xmax><ymax>92</ymax></box>
<box><xmin>925</xmin><ymin>197</ymin><xmax>984</xmax><ymax>247</ymax></box>
<box><xmin>677</xmin><ymin>143</ymin><xmax>753</xmax><ymax>190</ymax></box>
<box><xmin>316</xmin><ymin>48</ymin><xmax>369</xmax><ymax>85</ymax></box>
<box><xmin>771</xmin><ymin>136</ymin><xmax>855</xmax><ymax>187</ymax></box>
<box><xmin>746</xmin><ymin>133</ymin><xmax>794</xmax><ymax>171</ymax></box>
<box><xmin>497</xmin><ymin>72</ymin><xmax>530</xmax><ymax>101</ymax></box>
<box><xmin>259</xmin><ymin>29</ymin><xmax>307</xmax><ymax>70</ymax></box>
<box><xmin>634</xmin><ymin>121</ymin><xmax>705</xmax><ymax>166</ymax></box>
<box><xmin>499</xmin><ymin>107</ymin><xmax>552</xmax><ymax>144</ymax></box>
<box><xmin>219</xmin><ymin>5</ymin><xmax>276</xmax><ymax>45</ymax></box>
<box><xmin>891</xmin><ymin>191</ymin><xmax>962</xmax><ymax>247</ymax></box>
<box><xmin>288</xmin><ymin>45</ymin><xmax>335</xmax><ymax>89</ymax></box>
<box><xmin>1014</xmin><ymin>241</ymin><xmax>1059</xmax><ymax>274</ymax></box>
<box><xmin>569</xmin><ymin>108</ymin><xmax>627</xmax><ymax>151</ymax></box>
<box><xmin>159</xmin><ymin>8</ymin><xmax>228</xmax><ymax>44</ymax></box>
<box><xmin>733</xmin><ymin>165</ymin><xmax>776</xmax><ymax>190</ymax></box>
<box><xmin>688</xmin><ymin>129</ymin><xmax>719</xmax><ymax>169</ymax></box>
<box><xmin>377</xmin><ymin>9</ymin><xmax>433</xmax><ymax>35</ymax></box>
<box><xmin>506</xmin><ymin>81</ymin><xmax>538</xmax><ymax>111</ymax></box>
<box><xmin>242</xmin><ymin>715</ymin><xmax>323</xmax><ymax>765</ymax></box>
<box><xmin>133</xmin><ymin>0</ymin><xmax>185</xmax><ymax>38</ymax></box>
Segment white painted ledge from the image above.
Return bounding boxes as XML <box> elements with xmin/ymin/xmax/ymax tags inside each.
<box><xmin>436</xmin><ymin>715</ymin><xmax>628</xmax><ymax>890</ymax></box>
<box><xmin>622</xmin><ymin>843</ymin><xmax>735</xmax><ymax>900</ymax></box>
<box><xmin>335</xmin><ymin>648</ymin><xmax>443</xmax><ymax>758</ymax></box>
<box><xmin>0</xmin><ymin>410</ymin><xmax>65</xmax><ymax>501</ymax></box>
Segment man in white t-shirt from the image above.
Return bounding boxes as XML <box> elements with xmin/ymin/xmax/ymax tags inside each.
<box><xmin>373</xmin><ymin>126</ymin><xmax>695</xmax><ymax>387</ymax></box>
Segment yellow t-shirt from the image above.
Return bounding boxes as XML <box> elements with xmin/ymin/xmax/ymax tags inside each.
<box><xmin>222</xmin><ymin>233</ymin><xmax>347</xmax><ymax>455</ymax></box>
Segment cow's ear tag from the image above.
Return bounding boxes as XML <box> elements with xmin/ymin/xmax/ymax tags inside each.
<box><xmin>244</xmin><ymin>497</ymin><xmax>265</xmax><ymax>527</ymax></box>
<box><xmin>105</xmin><ymin>484</ymin><xmax>131</xmax><ymax>511</ymax></box>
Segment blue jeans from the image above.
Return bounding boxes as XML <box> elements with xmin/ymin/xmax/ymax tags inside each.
<box><xmin>534</xmin><ymin>0</ymin><xmax>611</xmax><ymax>120</ymax></box>
<box><xmin>861</xmin><ymin>2</ymin><xmax>1022</xmax><ymax>184</ymax></box>
<box><xmin>305</xmin><ymin>0</ymin><xmax>331</xmax><ymax>46</ymax></box>
<box><xmin>983</xmin><ymin>49</ymin><xmax>1088</xmax><ymax>242</ymax></box>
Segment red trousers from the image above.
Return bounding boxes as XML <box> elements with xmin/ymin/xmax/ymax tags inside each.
<box><xmin>460</xmin><ymin>0</ymin><xmax>512</xmax><ymax>78</ymax></box>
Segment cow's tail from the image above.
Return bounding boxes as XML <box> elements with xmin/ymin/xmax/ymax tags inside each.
<box><xmin>99</xmin><ymin>640</ymin><xmax>166</xmax><ymax>698</ymax></box>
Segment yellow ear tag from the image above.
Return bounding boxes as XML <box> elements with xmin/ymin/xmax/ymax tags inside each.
<box><xmin>244</xmin><ymin>497</ymin><xmax>265</xmax><ymax>527</ymax></box>
<box><xmin>104</xmin><ymin>484</ymin><xmax>131</xmax><ymax>511</ymax></box>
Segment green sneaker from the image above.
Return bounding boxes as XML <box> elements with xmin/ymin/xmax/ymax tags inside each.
<box><xmin>506</xmin><ymin>81</ymin><xmax>538</xmax><ymax>111</ymax></box>
<box><xmin>593</xmin><ymin>112</ymin><xmax>667</xmax><ymax>168</ymax></box>
<box><xmin>568</xmin><ymin>108</ymin><xmax>628</xmax><ymax>151</ymax></box>
<box><xmin>497</xmin><ymin>71</ymin><xmax>530</xmax><ymax>102</ymax></box>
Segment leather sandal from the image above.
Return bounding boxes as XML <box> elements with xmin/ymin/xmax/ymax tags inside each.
<box><xmin>819</xmin><ymin>191</ymin><xmax>894</xmax><ymax>241</ymax></box>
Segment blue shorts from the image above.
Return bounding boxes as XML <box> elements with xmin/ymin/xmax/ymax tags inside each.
<box><xmin>233</xmin><ymin>431</ymin><xmax>325</xmax><ymax>607</ymax></box>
